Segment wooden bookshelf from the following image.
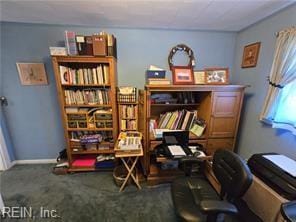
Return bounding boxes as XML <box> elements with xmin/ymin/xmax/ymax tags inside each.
<box><xmin>143</xmin><ymin>85</ymin><xmax>247</xmax><ymax>185</ymax></box>
<box><xmin>117</xmin><ymin>90</ymin><xmax>139</xmax><ymax>132</ymax></box>
<box><xmin>52</xmin><ymin>56</ymin><xmax>118</xmax><ymax>172</ymax></box>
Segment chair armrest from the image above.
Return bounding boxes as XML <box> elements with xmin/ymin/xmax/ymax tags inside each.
<box><xmin>281</xmin><ymin>201</ymin><xmax>296</xmax><ymax>222</ymax></box>
<box><xmin>200</xmin><ymin>200</ymin><xmax>238</xmax><ymax>215</ymax></box>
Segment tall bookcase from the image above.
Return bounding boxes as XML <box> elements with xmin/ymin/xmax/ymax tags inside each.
<box><xmin>52</xmin><ymin>56</ymin><xmax>118</xmax><ymax>172</ymax></box>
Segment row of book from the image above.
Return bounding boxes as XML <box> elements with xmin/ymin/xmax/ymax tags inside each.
<box><xmin>157</xmin><ymin>109</ymin><xmax>197</xmax><ymax>130</ymax></box>
<box><xmin>65</xmin><ymin>30</ymin><xmax>117</xmax><ymax>57</ymax></box>
<box><xmin>59</xmin><ymin>65</ymin><xmax>109</xmax><ymax>85</ymax></box>
<box><xmin>121</xmin><ymin>120</ymin><xmax>137</xmax><ymax>131</ymax></box>
<box><xmin>121</xmin><ymin>105</ymin><xmax>137</xmax><ymax>119</ymax></box>
<box><xmin>64</xmin><ymin>89</ymin><xmax>110</xmax><ymax>105</ymax></box>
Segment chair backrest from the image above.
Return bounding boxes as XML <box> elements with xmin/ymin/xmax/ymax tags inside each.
<box><xmin>212</xmin><ymin>149</ymin><xmax>253</xmax><ymax>201</ymax></box>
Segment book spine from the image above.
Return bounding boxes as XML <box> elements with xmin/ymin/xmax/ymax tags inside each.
<box><xmin>65</xmin><ymin>30</ymin><xmax>77</xmax><ymax>55</ymax></box>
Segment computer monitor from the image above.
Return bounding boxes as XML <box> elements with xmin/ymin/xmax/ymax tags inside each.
<box><xmin>162</xmin><ymin>131</ymin><xmax>189</xmax><ymax>147</ymax></box>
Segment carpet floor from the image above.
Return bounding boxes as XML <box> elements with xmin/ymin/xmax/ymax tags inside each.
<box><xmin>1</xmin><ymin>164</ymin><xmax>177</xmax><ymax>222</ymax></box>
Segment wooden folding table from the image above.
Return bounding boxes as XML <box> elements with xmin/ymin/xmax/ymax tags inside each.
<box><xmin>115</xmin><ymin>147</ymin><xmax>143</xmax><ymax>192</ymax></box>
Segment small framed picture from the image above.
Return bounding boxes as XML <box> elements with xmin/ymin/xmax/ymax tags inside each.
<box><xmin>193</xmin><ymin>70</ymin><xmax>206</xmax><ymax>84</ymax></box>
<box><xmin>172</xmin><ymin>66</ymin><xmax>194</xmax><ymax>85</ymax></box>
<box><xmin>16</xmin><ymin>63</ymin><xmax>48</xmax><ymax>85</ymax></box>
<box><xmin>241</xmin><ymin>42</ymin><xmax>261</xmax><ymax>68</ymax></box>
<box><xmin>205</xmin><ymin>68</ymin><xmax>229</xmax><ymax>85</ymax></box>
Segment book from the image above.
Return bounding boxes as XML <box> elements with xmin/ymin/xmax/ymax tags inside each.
<box><xmin>92</xmin><ymin>34</ymin><xmax>107</xmax><ymax>56</ymax></box>
<box><xmin>59</xmin><ymin>66</ymin><xmax>70</xmax><ymax>84</ymax></box>
<box><xmin>85</xmin><ymin>36</ymin><xmax>93</xmax><ymax>55</ymax></box>
<box><xmin>107</xmin><ymin>34</ymin><xmax>117</xmax><ymax>58</ymax></box>
<box><xmin>148</xmin><ymin>78</ymin><xmax>171</xmax><ymax>85</ymax></box>
<box><xmin>76</xmin><ymin>35</ymin><xmax>86</xmax><ymax>55</ymax></box>
<box><xmin>72</xmin><ymin>157</ymin><xmax>96</xmax><ymax>167</ymax></box>
<box><xmin>185</xmin><ymin>112</ymin><xmax>194</xmax><ymax>130</ymax></box>
<box><xmin>181</xmin><ymin>111</ymin><xmax>191</xmax><ymax>130</ymax></box>
<box><xmin>103</xmin><ymin>65</ymin><xmax>109</xmax><ymax>84</ymax></box>
<box><xmin>64</xmin><ymin>30</ymin><xmax>77</xmax><ymax>55</ymax></box>
<box><xmin>190</xmin><ymin>124</ymin><xmax>206</xmax><ymax>137</ymax></box>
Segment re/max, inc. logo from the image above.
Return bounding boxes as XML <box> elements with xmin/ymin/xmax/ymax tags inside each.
<box><xmin>1</xmin><ymin>207</ymin><xmax>60</xmax><ymax>219</ymax></box>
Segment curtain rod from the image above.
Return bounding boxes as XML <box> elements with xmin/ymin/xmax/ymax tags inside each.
<box><xmin>275</xmin><ymin>26</ymin><xmax>295</xmax><ymax>37</ymax></box>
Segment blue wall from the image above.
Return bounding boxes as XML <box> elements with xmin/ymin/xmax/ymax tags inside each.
<box><xmin>232</xmin><ymin>5</ymin><xmax>296</xmax><ymax>159</ymax></box>
<box><xmin>0</xmin><ymin>22</ymin><xmax>236</xmax><ymax>160</ymax></box>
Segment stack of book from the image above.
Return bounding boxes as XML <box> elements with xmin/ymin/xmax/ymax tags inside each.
<box><xmin>116</xmin><ymin>132</ymin><xmax>142</xmax><ymax>154</ymax></box>
<box><xmin>146</xmin><ymin>65</ymin><xmax>170</xmax><ymax>85</ymax></box>
<box><xmin>64</xmin><ymin>30</ymin><xmax>117</xmax><ymax>57</ymax></box>
<box><xmin>59</xmin><ymin>65</ymin><xmax>109</xmax><ymax>85</ymax></box>
<box><xmin>121</xmin><ymin>120</ymin><xmax>137</xmax><ymax>131</ymax></box>
<box><xmin>122</xmin><ymin>105</ymin><xmax>137</xmax><ymax>119</ymax></box>
<box><xmin>148</xmin><ymin>78</ymin><xmax>171</xmax><ymax>85</ymax></box>
<box><xmin>64</xmin><ymin>89</ymin><xmax>110</xmax><ymax>105</ymax></box>
<box><xmin>157</xmin><ymin>109</ymin><xmax>197</xmax><ymax>130</ymax></box>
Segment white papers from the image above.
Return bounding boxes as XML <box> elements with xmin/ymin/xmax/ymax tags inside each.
<box><xmin>168</xmin><ymin>145</ymin><xmax>186</xmax><ymax>156</ymax></box>
<box><xmin>263</xmin><ymin>154</ymin><xmax>296</xmax><ymax>177</ymax></box>
<box><xmin>152</xmin><ymin>129</ymin><xmax>181</xmax><ymax>138</ymax></box>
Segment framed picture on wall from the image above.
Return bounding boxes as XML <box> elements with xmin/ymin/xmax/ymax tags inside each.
<box><xmin>172</xmin><ymin>66</ymin><xmax>194</xmax><ymax>85</ymax></box>
<box><xmin>16</xmin><ymin>63</ymin><xmax>48</xmax><ymax>85</ymax></box>
<box><xmin>205</xmin><ymin>68</ymin><xmax>229</xmax><ymax>84</ymax></box>
<box><xmin>241</xmin><ymin>42</ymin><xmax>261</xmax><ymax>68</ymax></box>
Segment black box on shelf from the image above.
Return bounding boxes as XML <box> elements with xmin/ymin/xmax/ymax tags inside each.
<box><xmin>146</xmin><ymin>70</ymin><xmax>166</xmax><ymax>79</ymax></box>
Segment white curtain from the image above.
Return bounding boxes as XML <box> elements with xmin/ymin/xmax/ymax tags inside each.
<box><xmin>260</xmin><ymin>27</ymin><xmax>296</xmax><ymax>134</ymax></box>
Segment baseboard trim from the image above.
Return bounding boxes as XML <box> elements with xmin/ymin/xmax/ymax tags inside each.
<box><xmin>13</xmin><ymin>159</ymin><xmax>57</xmax><ymax>165</ymax></box>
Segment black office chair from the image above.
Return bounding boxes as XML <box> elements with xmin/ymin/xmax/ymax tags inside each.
<box><xmin>171</xmin><ymin>149</ymin><xmax>259</xmax><ymax>222</ymax></box>
<box><xmin>281</xmin><ymin>201</ymin><xmax>296</xmax><ymax>222</ymax></box>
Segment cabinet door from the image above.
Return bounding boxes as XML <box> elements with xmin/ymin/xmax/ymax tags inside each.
<box><xmin>209</xmin><ymin>92</ymin><xmax>241</xmax><ymax>138</ymax></box>
<box><xmin>206</xmin><ymin>138</ymin><xmax>234</xmax><ymax>155</ymax></box>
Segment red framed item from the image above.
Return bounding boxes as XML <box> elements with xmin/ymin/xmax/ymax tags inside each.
<box><xmin>172</xmin><ymin>66</ymin><xmax>194</xmax><ymax>85</ymax></box>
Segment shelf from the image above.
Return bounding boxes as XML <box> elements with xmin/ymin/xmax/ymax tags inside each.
<box><xmin>65</xmin><ymin>104</ymin><xmax>111</xmax><ymax>108</ymax></box>
<box><xmin>52</xmin><ymin>55</ymin><xmax>116</xmax><ymax>63</ymax></box>
<box><xmin>62</xmin><ymin>84</ymin><xmax>111</xmax><ymax>87</ymax></box>
<box><xmin>151</xmin><ymin>103</ymin><xmax>200</xmax><ymax>106</ymax></box>
<box><xmin>71</xmin><ymin>149</ymin><xmax>115</xmax><ymax>154</ymax></box>
<box><xmin>118</xmin><ymin>102</ymin><xmax>138</xmax><ymax>105</ymax></box>
<box><xmin>156</xmin><ymin>155</ymin><xmax>211</xmax><ymax>163</ymax></box>
<box><xmin>145</xmin><ymin>84</ymin><xmax>248</xmax><ymax>92</ymax></box>
<box><xmin>67</xmin><ymin>128</ymin><xmax>113</xmax><ymax>131</ymax></box>
<box><xmin>149</xmin><ymin>131</ymin><xmax>206</xmax><ymax>141</ymax></box>
<box><xmin>68</xmin><ymin>167</ymin><xmax>113</xmax><ymax>172</ymax></box>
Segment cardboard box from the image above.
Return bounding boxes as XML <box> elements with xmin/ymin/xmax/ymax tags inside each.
<box><xmin>49</xmin><ymin>47</ymin><xmax>67</xmax><ymax>56</ymax></box>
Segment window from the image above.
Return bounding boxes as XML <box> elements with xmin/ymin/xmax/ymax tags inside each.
<box><xmin>273</xmin><ymin>79</ymin><xmax>296</xmax><ymax>134</ymax></box>
<box><xmin>260</xmin><ymin>27</ymin><xmax>296</xmax><ymax>134</ymax></box>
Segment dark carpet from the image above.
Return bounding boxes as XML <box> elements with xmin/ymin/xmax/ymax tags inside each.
<box><xmin>1</xmin><ymin>164</ymin><xmax>177</xmax><ymax>222</ymax></box>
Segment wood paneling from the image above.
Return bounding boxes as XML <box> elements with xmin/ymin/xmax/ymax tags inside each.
<box><xmin>209</xmin><ymin>91</ymin><xmax>242</xmax><ymax>138</ymax></box>
<box><xmin>207</xmin><ymin>138</ymin><xmax>234</xmax><ymax>156</ymax></box>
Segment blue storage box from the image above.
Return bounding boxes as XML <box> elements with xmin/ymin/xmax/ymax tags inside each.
<box><xmin>95</xmin><ymin>160</ymin><xmax>115</xmax><ymax>169</ymax></box>
<box><xmin>146</xmin><ymin>70</ymin><xmax>166</xmax><ymax>79</ymax></box>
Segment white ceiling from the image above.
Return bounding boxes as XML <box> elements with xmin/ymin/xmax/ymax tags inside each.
<box><xmin>0</xmin><ymin>0</ymin><xmax>294</xmax><ymax>31</ymax></box>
